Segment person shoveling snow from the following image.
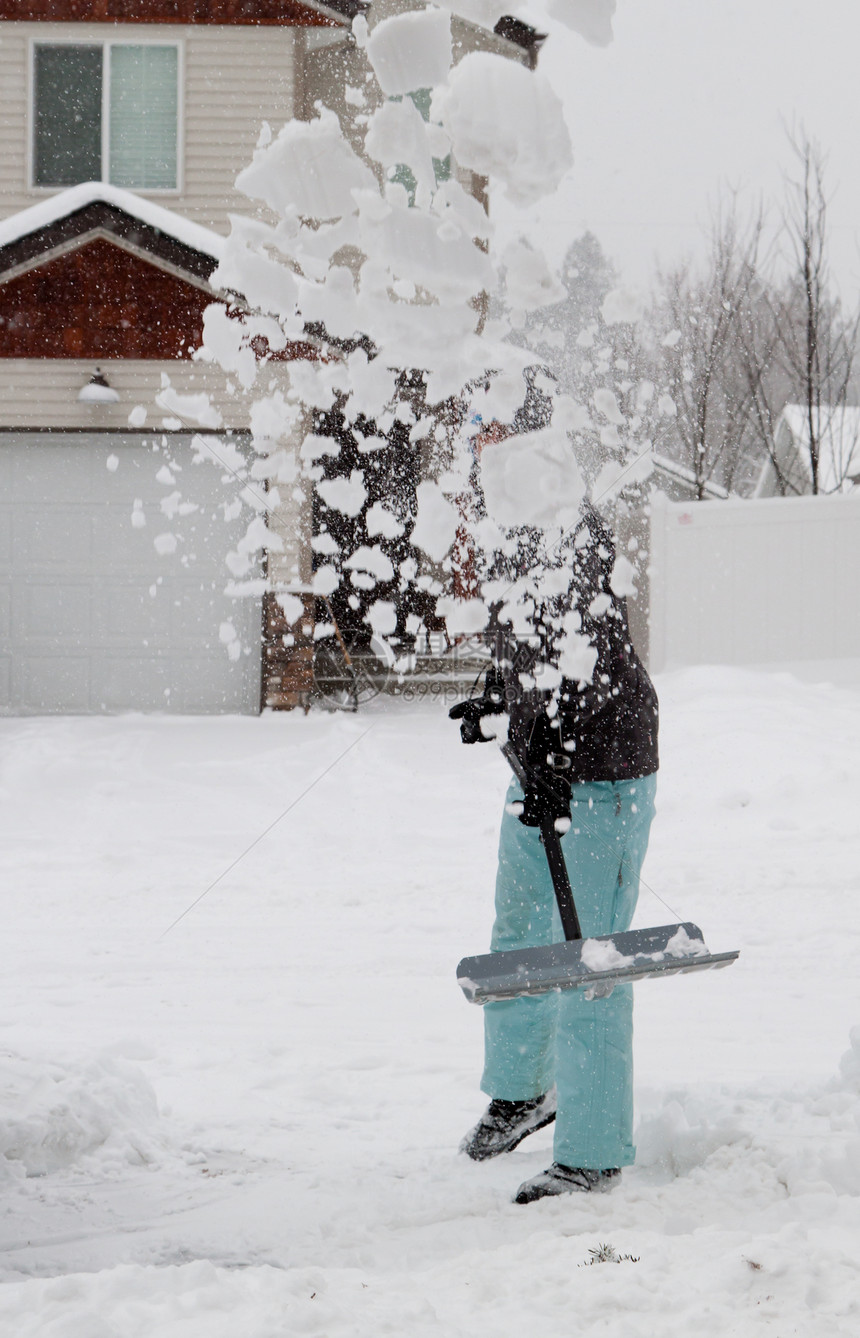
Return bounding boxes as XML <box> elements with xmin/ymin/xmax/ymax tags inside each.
<box><xmin>450</xmin><ymin>497</ymin><xmax>660</xmax><ymax>1204</ymax></box>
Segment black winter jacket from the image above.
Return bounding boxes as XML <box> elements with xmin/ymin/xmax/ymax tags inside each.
<box><xmin>489</xmin><ymin>504</ymin><xmax>658</xmax><ymax>784</ymax></box>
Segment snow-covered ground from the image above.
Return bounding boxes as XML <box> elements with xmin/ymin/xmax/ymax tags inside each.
<box><xmin>1</xmin><ymin>666</ymin><xmax>859</xmax><ymax>1335</ymax></box>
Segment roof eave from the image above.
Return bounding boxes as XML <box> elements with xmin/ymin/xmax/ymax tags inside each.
<box><xmin>0</xmin><ymin>187</ymin><xmax>225</xmax><ymax>288</ymax></box>
<box><xmin>493</xmin><ymin>14</ymin><xmax>547</xmax><ymax>67</ymax></box>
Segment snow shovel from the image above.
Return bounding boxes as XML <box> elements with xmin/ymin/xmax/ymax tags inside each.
<box><xmin>456</xmin><ymin>742</ymin><xmax>739</xmax><ymax>1004</ymax></box>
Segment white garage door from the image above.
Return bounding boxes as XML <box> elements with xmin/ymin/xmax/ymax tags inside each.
<box><xmin>0</xmin><ymin>433</ymin><xmax>262</xmax><ymax>714</ymax></box>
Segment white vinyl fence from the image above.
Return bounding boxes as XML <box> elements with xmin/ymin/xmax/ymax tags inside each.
<box><xmin>648</xmin><ymin>492</ymin><xmax>860</xmax><ymax>673</ymax></box>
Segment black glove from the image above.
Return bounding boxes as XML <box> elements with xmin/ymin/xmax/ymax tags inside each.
<box><xmin>448</xmin><ymin>668</ymin><xmax>506</xmax><ymax>744</ymax></box>
<box><xmin>518</xmin><ymin>764</ymin><xmax>572</xmax><ymax>827</ymax></box>
<box><xmin>516</xmin><ymin>716</ymin><xmax>573</xmax><ymax>827</ymax></box>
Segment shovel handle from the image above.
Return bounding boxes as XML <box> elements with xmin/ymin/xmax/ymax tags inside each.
<box><xmin>501</xmin><ymin>742</ymin><xmax>583</xmax><ymax>943</ymax></box>
<box><xmin>538</xmin><ymin>815</ymin><xmax>583</xmax><ymax>941</ymax></box>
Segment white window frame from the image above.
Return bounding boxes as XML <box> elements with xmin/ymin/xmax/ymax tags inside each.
<box><xmin>28</xmin><ymin>36</ymin><xmax>184</xmax><ymax>195</ymax></box>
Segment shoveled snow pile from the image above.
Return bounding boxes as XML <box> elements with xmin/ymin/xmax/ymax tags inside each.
<box><xmin>0</xmin><ymin>1054</ymin><xmax>160</xmax><ymax>1180</ymax></box>
<box><xmin>0</xmin><ymin>666</ymin><xmax>858</xmax><ymax>1333</ymax></box>
<box><xmin>635</xmin><ymin>1029</ymin><xmax>860</xmax><ymax>1196</ymax></box>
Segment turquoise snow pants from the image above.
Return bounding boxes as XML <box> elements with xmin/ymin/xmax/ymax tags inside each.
<box><xmin>481</xmin><ymin>773</ymin><xmax>657</xmax><ymax>1170</ymax></box>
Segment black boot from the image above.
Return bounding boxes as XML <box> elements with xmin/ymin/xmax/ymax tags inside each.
<box><xmin>460</xmin><ymin>1090</ymin><xmax>557</xmax><ymax>1161</ymax></box>
<box><xmin>514</xmin><ymin>1163</ymin><xmax>621</xmax><ymax>1204</ymax></box>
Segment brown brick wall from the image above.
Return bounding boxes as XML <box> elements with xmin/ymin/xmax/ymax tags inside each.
<box><xmin>262</xmin><ymin>589</ymin><xmax>315</xmax><ymax>710</ymax></box>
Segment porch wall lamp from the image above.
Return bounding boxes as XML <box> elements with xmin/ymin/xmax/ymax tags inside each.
<box><xmin>78</xmin><ymin>367</ymin><xmax>120</xmax><ymax>405</ymax></box>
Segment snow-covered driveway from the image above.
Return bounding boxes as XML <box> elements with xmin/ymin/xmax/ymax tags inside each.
<box><xmin>0</xmin><ymin>667</ymin><xmax>859</xmax><ymax>1335</ymax></box>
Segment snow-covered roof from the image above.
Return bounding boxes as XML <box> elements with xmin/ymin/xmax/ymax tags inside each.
<box><xmin>651</xmin><ymin>452</ymin><xmax>729</xmax><ymax>501</ymax></box>
<box><xmin>0</xmin><ymin>183</ymin><xmax>226</xmax><ymax>264</ymax></box>
<box><xmin>777</xmin><ymin>405</ymin><xmax>860</xmax><ymax>494</ymax></box>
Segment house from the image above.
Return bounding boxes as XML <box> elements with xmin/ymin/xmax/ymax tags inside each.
<box><xmin>0</xmin><ymin>0</ymin><xmax>541</xmax><ymax>716</ymax></box>
<box><xmin>649</xmin><ymin>453</ymin><xmax>729</xmax><ymax>503</ymax></box>
<box><xmin>753</xmin><ymin>404</ymin><xmax>860</xmax><ymax>498</ymax></box>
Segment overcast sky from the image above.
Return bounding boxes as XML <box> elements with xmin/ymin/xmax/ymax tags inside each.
<box><xmin>507</xmin><ymin>0</ymin><xmax>860</xmax><ymax>305</ymax></box>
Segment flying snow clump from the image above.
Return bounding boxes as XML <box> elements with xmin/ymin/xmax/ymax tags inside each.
<box><xmin>601</xmin><ymin>286</ymin><xmax>644</xmax><ymax>325</ymax></box>
<box><xmin>480</xmin><ymin>427</ymin><xmax>586</xmax><ymax>529</ymax></box>
<box><xmin>433</xmin><ymin>54</ymin><xmax>573</xmax><ymax>206</ymax></box>
<box><xmin>363</xmin><ymin>8</ymin><xmax>453</xmax><ymax>96</ymax></box>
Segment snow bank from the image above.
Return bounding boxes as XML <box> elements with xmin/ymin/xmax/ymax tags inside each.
<box><xmin>635</xmin><ymin>1028</ymin><xmax>860</xmax><ymax>1205</ymax></box>
<box><xmin>776</xmin><ymin>1028</ymin><xmax>860</xmax><ymax>1197</ymax></box>
<box><xmin>838</xmin><ymin>1025</ymin><xmax>860</xmax><ymax>1092</ymax></box>
<box><xmin>635</xmin><ymin>1092</ymin><xmax>748</xmax><ymax>1178</ymax></box>
<box><xmin>1</xmin><ymin>672</ymin><xmax>860</xmax><ymax>1329</ymax></box>
<box><xmin>0</xmin><ymin>1053</ymin><xmax>159</xmax><ymax>1180</ymax></box>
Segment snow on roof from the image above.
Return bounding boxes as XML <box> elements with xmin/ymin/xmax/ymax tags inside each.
<box><xmin>651</xmin><ymin>452</ymin><xmax>729</xmax><ymax>500</ymax></box>
<box><xmin>0</xmin><ymin>183</ymin><xmax>226</xmax><ymax>263</ymax></box>
<box><xmin>778</xmin><ymin>404</ymin><xmax>860</xmax><ymax>493</ymax></box>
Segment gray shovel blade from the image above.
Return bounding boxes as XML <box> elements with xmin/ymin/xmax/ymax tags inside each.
<box><xmin>457</xmin><ymin>922</ymin><xmax>739</xmax><ymax>1004</ymax></box>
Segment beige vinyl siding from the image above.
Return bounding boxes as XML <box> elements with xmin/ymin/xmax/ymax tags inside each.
<box><xmin>0</xmin><ymin>358</ymin><xmax>279</xmax><ymax>430</ymax></box>
<box><xmin>182</xmin><ymin>25</ymin><xmax>297</xmax><ymax>230</ymax></box>
<box><xmin>449</xmin><ymin>14</ymin><xmax>528</xmax><ymax>62</ymax></box>
<box><xmin>0</xmin><ymin>357</ymin><xmax>306</xmax><ymax>575</ymax></box>
<box><xmin>0</xmin><ymin>28</ymin><xmax>28</xmax><ymax>209</ymax></box>
<box><xmin>1</xmin><ymin>13</ymin><xmax>513</xmax><ymax>230</ymax></box>
<box><xmin>0</xmin><ymin>22</ymin><xmax>298</xmax><ymax>234</ymax></box>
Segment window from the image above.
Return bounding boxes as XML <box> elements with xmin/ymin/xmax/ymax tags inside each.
<box><xmin>389</xmin><ymin>90</ymin><xmax>451</xmax><ymax>205</ymax></box>
<box><xmin>33</xmin><ymin>43</ymin><xmax>179</xmax><ymax>190</ymax></box>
